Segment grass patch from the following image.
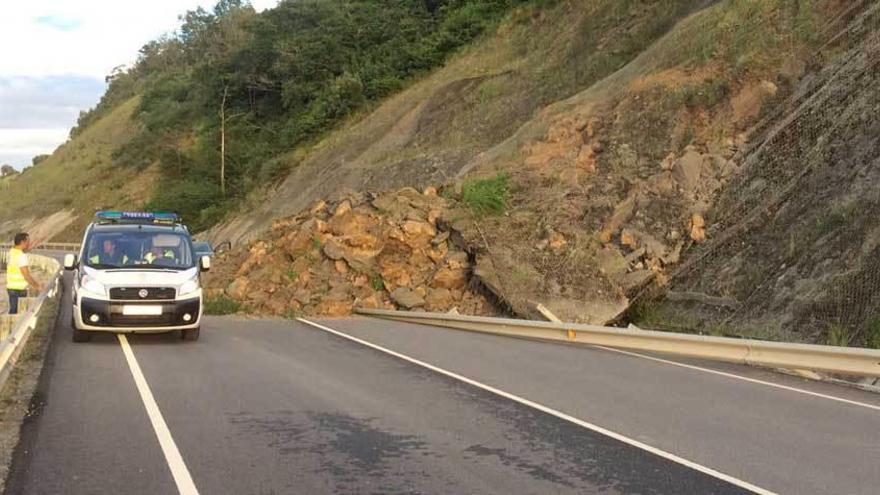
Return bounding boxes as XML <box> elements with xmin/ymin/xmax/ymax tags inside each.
<box><xmin>864</xmin><ymin>317</ymin><xmax>880</xmax><ymax>349</ymax></box>
<box><xmin>826</xmin><ymin>323</ymin><xmax>852</xmax><ymax>347</ymax></box>
<box><xmin>204</xmin><ymin>295</ymin><xmax>241</xmax><ymax>316</ymax></box>
<box><xmin>461</xmin><ymin>171</ymin><xmax>510</xmax><ymax>216</ymax></box>
<box><xmin>370</xmin><ymin>273</ymin><xmax>385</xmax><ymax>292</ymax></box>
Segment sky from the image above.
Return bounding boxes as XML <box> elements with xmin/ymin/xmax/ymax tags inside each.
<box><xmin>0</xmin><ymin>0</ymin><xmax>277</xmax><ymax>170</ymax></box>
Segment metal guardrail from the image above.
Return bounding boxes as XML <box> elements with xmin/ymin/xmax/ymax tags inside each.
<box><xmin>0</xmin><ymin>254</ymin><xmax>63</xmax><ymax>393</ymax></box>
<box><xmin>356</xmin><ymin>308</ymin><xmax>880</xmax><ymax>378</ymax></box>
<box><xmin>0</xmin><ymin>242</ymin><xmax>80</xmax><ymax>255</ymax></box>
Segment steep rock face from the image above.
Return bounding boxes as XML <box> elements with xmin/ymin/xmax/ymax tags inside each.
<box><xmin>658</xmin><ymin>5</ymin><xmax>880</xmax><ymax>345</ymax></box>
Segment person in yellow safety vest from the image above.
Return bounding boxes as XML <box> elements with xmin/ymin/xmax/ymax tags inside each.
<box><xmin>5</xmin><ymin>232</ymin><xmax>44</xmax><ymax>315</ymax></box>
<box><xmin>89</xmin><ymin>239</ymin><xmax>128</xmax><ymax>266</ymax></box>
<box><xmin>143</xmin><ymin>247</ymin><xmax>175</xmax><ymax>264</ymax></box>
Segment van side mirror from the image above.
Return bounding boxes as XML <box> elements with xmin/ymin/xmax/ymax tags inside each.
<box><xmin>63</xmin><ymin>253</ymin><xmax>77</xmax><ymax>270</ymax></box>
<box><xmin>199</xmin><ymin>255</ymin><xmax>211</xmax><ymax>272</ymax></box>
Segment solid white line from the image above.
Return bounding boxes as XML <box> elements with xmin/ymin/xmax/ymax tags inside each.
<box><xmin>593</xmin><ymin>345</ymin><xmax>880</xmax><ymax>413</ymax></box>
<box><xmin>297</xmin><ymin>318</ymin><xmax>774</xmax><ymax>495</ymax></box>
<box><xmin>118</xmin><ymin>335</ymin><xmax>200</xmax><ymax>495</ymax></box>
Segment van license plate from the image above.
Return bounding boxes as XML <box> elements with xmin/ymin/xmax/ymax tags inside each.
<box><xmin>123</xmin><ymin>305</ymin><xmax>163</xmax><ymax>316</ymax></box>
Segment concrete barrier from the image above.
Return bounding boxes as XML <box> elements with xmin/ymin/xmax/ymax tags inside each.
<box><xmin>356</xmin><ymin>308</ymin><xmax>880</xmax><ymax>378</ymax></box>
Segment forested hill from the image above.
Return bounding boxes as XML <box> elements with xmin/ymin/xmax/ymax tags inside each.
<box><xmin>70</xmin><ymin>0</ymin><xmax>536</xmax><ymax>231</ymax></box>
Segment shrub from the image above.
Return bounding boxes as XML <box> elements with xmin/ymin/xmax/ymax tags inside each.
<box><xmin>462</xmin><ymin>171</ymin><xmax>510</xmax><ymax>215</ymax></box>
<box><xmin>204</xmin><ymin>295</ymin><xmax>241</xmax><ymax>315</ymax></box>
<box><xmin>864</xmin><ymin>317</ymin><xmax>880</xmax><ymax>349</ymax></box>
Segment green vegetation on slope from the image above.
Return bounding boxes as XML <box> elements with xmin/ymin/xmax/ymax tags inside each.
<box><xmin>69</xmin><ymin>0</ymin><xmax>545</xmax><ymax>231</ymax></box>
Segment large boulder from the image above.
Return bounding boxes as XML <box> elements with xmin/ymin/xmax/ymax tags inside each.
<box><xmin>390</xmin><ymin>287</ymin><xmax>425</xmax><ymax>309</ymax></box>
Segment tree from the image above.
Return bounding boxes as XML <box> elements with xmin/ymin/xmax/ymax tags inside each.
<box><xmin>32</xmin><ymin>155</ymin><xmax>50</xmax><ymax>166</ymax></box>
<box><xmin>1</xmin><ymin>164</ymin><xmax>16</xmax><ymax>177</ymax></box>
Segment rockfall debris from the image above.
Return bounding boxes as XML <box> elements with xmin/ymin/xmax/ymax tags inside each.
<box><xmin>205</xmin><ymin>188</ymin><xmax>498</xmax><ymax>317</ymax></box>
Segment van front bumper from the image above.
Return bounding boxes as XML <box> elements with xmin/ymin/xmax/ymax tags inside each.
<box><xmin>75</xmin><ymin>296</ymin><xmax>201</xmax><ymax>332</ymax></box>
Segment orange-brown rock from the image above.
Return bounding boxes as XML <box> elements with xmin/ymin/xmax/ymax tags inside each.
<box><xmin>425</xmin><ymin>288</ymin><xmax>455</xmax><ymax>311</ymax></box>
<box><xmin>390</xmin><ymin>287</ymin><xmax>425</xmax><ymax>309</ymax></box>
<box><xmin>620</xmin><ymin>229</ymin><xmax>637</xmax><ymax>248</ymax></box>
<box><xmin>226</xmin><ymin>277</ymin><xmax>250</xmax><ymax>299</ymax></box>
<box><xmin>329</xmin><ymin>212</ymin><xmax>375</xmax><ymax>237</ymax></box>
<box><xmin>316</xmin><ymin>299</ymin><xmax>354</xmax><ymax>316</ymax></box>
<box><xmin>690</xmin><ymin>214</ymin><xmax>707</xmax><ymax>243</ymax></box>
<box><xmin>432</xmin><ymin>268</ymin><xmax>468</xmax><ymax>290</ymax></box>
<box><xmin>548</xmin><ymin>232</ymin><xmax>567</xmax><ymax>250</ymax></box>
<box><xmin>333</xmin><ymin>200</ymin><xmax>352</xmax><ymax>217</ymax></box>
<box><xmin>335</xmin><ymin>260</ymin><xmax>349</xmax><ymax>274</ymax></box>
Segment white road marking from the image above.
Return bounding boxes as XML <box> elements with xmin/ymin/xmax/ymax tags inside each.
<box><xmin>297</xmin><ymin>318</ymin><xmax>775</xmax><ymax>495</ymax></box>
<box><xmin>593</xmin><ymin>345</ymin><xmax>880</xmax><ymax>413</ymax></box>
<box><xmin>118</xmin><ymin>335</ymin><xmax>200</xmax><ymax>495</ymax></box>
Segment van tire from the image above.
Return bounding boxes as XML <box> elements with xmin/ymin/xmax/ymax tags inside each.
<box><xmin>182</xmin><ymin>327</ymin><xmax>200</xmax><ymax>341</ymax></box>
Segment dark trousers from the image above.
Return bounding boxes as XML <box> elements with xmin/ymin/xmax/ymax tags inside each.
<box><xmin>7</xmin><ymin>289</ymin><xmax>27</xmax><ymax>315</ymax></box>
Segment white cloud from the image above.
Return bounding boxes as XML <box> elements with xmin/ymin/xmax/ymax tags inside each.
<box><xmin>1</xmin><ymin>0</ymin><xmax>278</xmax><ymax>78</ymax></box>
<box><xmin>0</xmin><ymin>128</ymin><xmax>69</xmax><ymax>168</ymax></box>
<box><xmin>0</xmin><ymin>0</ymin><xmax>278</xmax><ymax>168</ymax></box>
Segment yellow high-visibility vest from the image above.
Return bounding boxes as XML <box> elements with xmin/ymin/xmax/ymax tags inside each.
<box><xmin>6</xmin><ymin>248</ymin><xmax>28</xmax><ymax>290</ymax></box>
<box><xmin>89</xmin><ymin>253</ymin><xmax>129</xmax><ymax>265</ymax></box>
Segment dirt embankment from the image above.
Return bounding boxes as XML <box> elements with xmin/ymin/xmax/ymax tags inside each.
<box><xmin>205</xmin><ymin>188</ymin><xmax>499</xmax><ymax>318</ymax></box>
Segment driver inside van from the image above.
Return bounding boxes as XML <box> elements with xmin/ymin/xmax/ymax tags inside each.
<box><xmin>89</xmin><ymin>239</ymin><xmax>128</xmax><ymax>265</ymax></box>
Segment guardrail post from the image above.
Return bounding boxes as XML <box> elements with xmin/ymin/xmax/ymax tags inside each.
<box><xmin>0</xmin><ymin>316</ymin><xmax>14</xmax><ymax>341</ymax></box>
<box><xmin>17</xmin><ymin>297</ymin><xmax>37</xmax><ymax>315</ymax></box>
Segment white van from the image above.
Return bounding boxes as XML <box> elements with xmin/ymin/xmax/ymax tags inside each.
<box><xmin>65</xmin><ymin>212</ymin><xmax>210</xmax><ymax>342</ymax></box>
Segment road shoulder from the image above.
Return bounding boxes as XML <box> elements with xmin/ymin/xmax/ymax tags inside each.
<box><xmin>0</xmin><ymin>291</ymin><xmax>60</xmax><ymax>493</ymax></box>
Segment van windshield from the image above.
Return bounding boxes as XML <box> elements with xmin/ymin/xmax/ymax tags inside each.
<box><xmin>83</xmin><ymin>230</ymin><xmax>194</xmax><ymax>270</ymax></box>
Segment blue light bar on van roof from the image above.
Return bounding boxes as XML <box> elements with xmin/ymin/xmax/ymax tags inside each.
<box><xmin>95</xmin><ymin>211</ymin><xmax>179</xmax><ymax>224</ymax></box>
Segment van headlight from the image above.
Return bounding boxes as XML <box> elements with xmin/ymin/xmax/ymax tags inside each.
<box><xmin>178</xmin><ymin>276</ymin><xmax>200</xmax><ymax>297</ymax></box>
<box><xmin>81</xmin><ymin>275</ymin><xmax>106</xmax><ymax>296</ymax></box>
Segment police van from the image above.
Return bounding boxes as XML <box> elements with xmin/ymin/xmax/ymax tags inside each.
<box><xmin>64</xmin><ymin>212</ymin><xmax>210</xmax><ymax>342</ymax></box>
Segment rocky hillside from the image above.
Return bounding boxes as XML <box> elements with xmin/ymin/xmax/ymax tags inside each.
<box><xmin>210</xmin><ymin>0</ymin><xmax>870</xmax><ymax>331</ymax></box>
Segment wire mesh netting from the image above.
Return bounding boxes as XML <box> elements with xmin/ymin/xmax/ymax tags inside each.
<box><xmin>663</xmin><ymin>0</ymin><xmax>880</xmax><ymax>346</ymax></box>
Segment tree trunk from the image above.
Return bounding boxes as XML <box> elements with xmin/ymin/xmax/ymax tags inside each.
<box><xmin>220</xmin><ymin>85</ymin><xmax>228</xmax><ymax>196</ymax></box>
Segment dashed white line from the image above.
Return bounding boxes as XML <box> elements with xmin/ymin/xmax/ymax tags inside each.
<box><xmin>593</xmin><ymin>345</ymin><xmax>880</xmax><ymax>412</ymax></box>
<box><xmin>297</xmin><ymin>317</ymin><xmax>775</xmax><ymax>495</ymax></box>
<box><xmin>118</xmin><ymin>335</ymin><xmax>200</xmax><ymax>495</ymax></box>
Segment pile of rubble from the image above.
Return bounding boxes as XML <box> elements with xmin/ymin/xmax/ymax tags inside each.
<box><xmin>205</xmin><ymin>188</ymin><xmax>497</xmax><ymax>317</ymax></box>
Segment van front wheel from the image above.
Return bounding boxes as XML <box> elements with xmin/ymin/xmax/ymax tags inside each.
<box><xmin>181</xmin><ymin>327</ymin><xmax>200</xmax><ymax>341</ymax></box>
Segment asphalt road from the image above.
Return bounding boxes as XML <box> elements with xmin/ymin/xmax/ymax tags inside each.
<box><xmin>4</xmin><ymin>274</ymin><xmax>880</xmax><ymax>494</ymax></box>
